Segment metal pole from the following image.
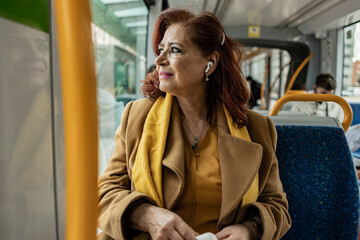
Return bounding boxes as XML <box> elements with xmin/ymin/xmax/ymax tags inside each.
<box><xmin>53</xmin><ymin>0</ymin><xmax>98</xmax><ymax>239</ymax></box>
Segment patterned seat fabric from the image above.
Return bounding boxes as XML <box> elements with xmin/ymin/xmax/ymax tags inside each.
<box><xmin>275</xmin><ymin>125</ymin><xmax>360</xmax><ymax>239</ymax></box>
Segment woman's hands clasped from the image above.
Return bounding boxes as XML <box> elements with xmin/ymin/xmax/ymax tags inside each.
<box><xmin>127</xmin><ymin>203</ymin><xmax>199</xmax><ymax>240</ymax></box>
<box><xmin>127</xmin><ymin>203</ymin><xmax>255</xmax><ymax>240</ymax></box>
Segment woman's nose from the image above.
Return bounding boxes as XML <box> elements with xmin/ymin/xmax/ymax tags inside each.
<box><xmin>155</xmin><ymin>52</ymin><xmax>168</xmax><ymax>66</ymax></box>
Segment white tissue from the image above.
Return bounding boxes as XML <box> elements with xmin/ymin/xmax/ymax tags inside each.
<box><xmin>196</xmin><ymin>232</ymin><xmax>218</xmax><ymax>240</ymax></box>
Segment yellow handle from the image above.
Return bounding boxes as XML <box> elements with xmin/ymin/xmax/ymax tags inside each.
<box><xmin>286</xmin><ymin>90</ymin><xmax>307</xmax><ymax>94</ymax></box>
<box><xmin>54</xmin><ymin>0</ymin><xmax>98</xmax><ymax>239</ymax></box>
<box><xmin>285</xmin><ymin>53</ymin><xmax>313</xmax><ymax>94</ymax></box>
<box><xmin>269</xmin><ymin>94</ymin><xmax>353</xmax><ymax>132</ymax></box>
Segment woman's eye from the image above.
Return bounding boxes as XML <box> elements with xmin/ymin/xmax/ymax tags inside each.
<box><xmin>158</xmin><ymin>48</ymin><xmax>164</xmax><ymax>54</ymax></box>
<box><xmin>171</xmin><ymin>47</ymin><xmax>181</xmax><ymax>53</ymax></box>
<box><xmin>37</xmin><ymin>42</ymin><xmax>49</xmax><ymax>52</ymax></box>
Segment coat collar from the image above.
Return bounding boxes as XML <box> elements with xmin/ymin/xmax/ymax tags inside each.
<box><xmin>216</xmin><ymin>105</ymin><xmax>263</xmax><ymax>226</ymax></box>
<box><xmin>161</xmin><ymin>102</ymin><xmax>263</xmax><ymax>225</ymax></box>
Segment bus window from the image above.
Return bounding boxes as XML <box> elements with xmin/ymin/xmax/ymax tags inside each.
<box><xmin>241</xmin><ymin>47</ymin><xmax>290</xmax><ymax>109</ymax></box>
<box><xmin>90</xmin><ymin>0</ymin><xmax>149</xmax><ymax>175</ymax></box>
<box><xmin>342</xmin><ymin>22</ymin><xmax>360</xmax><ymax>97</ymax></box>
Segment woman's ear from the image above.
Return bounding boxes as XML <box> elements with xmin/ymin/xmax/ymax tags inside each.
<box><xmin>207</xmin><ymin>51</ymin><xmax>220</xmax><ymax>75</ymax></box>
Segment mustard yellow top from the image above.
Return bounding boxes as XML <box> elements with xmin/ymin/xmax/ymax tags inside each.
<box><xmin>173</xmin><ymin>124</ymin><xmax>222</xmax><ymax>234</ymax></box>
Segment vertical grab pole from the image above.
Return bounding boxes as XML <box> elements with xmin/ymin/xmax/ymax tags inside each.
<box><xmin>284</xmin><ymin>53</ymin><xmax>313</xmax><ymax>94</ymax></box>
<box><xmin>53</xmin><ymin>0</ymin><xmax>98</xmax><ymax>239</ymax></box>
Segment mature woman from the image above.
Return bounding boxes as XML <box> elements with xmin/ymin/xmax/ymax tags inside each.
<box><xmin>98</xmin><ymin>8</ymin><xmax>291</xmax><ymax>240</ymax></box>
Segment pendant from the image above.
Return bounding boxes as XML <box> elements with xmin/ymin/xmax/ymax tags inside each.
<box><xmin>192</xmin><ymin>138</ymin><xmax>198</xmax><ymax>150</ymax></box>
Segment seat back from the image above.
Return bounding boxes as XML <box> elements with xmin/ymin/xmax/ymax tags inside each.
<box><xmin>275</xmin><ymin>125</ymin><xmax>360</xmax><ymax>239</ymax></box>
<box><xmin>269</xmin><ymin>115</ymin><xmax>341</xmax><ymax>128</ymax></box>
<box><xmin>255</xmin><ymin>110</ymin><xmax>342</xmax><ymax>128</ymax></box>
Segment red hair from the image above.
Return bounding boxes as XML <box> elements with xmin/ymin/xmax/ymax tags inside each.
<box><xmin>142</xmin><ymin>8</ymin><xmax>250</xmax><ymax>126</ymax></box>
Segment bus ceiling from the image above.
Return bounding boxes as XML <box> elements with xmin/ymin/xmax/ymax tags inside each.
<box><xmin>165</xmin><ymin>0</ymin><xmax>360</xmax><ymax>35</ymax></box>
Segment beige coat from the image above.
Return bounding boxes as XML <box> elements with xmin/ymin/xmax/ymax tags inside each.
<box><xmin>98</xmin><ymin>98</ymin><xmax>291</xmax><ymax>240</ymax></box>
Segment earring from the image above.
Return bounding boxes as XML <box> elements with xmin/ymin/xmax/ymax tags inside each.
<box><xmin>206</xmin><ymin>75</ymin><xmax>209</xmax><ymax>81</ymax></box>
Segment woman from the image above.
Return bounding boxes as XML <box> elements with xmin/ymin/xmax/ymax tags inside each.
<box><xmin>98</xmin><ymin>8</ymin><xmax>291</xmax><ymax>240</ymax></box>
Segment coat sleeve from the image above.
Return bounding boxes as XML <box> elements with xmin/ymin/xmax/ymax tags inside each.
<box><xmin>97</xmin><ymin>101</ymin><xmax>154</xmax><ymax>240</ymax></box>
<box><xmin>239</xmin><ymin>117</ymin><xmax>291</xmax><ymax>240</ymax></box>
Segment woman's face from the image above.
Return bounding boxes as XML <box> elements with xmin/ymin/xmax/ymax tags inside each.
<box><xmin>154</xmin><ymin>24</ymin><xmax>208</xmax><ymax>98</ymax></box>
<box><xmin>0</xmin><ymin>18</ymin><xmax>49</xmax><ymax>90</ymax></box>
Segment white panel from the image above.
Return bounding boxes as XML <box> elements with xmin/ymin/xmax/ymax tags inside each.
<box><xmin>298</xmin><ymin>0</ymin><xmax>360</xmax><ymax>34</ymax></box>
<box><xmin>222</xmin><ymin>0</ymin><xmax>314</xmax><ymax>27</ymax></box>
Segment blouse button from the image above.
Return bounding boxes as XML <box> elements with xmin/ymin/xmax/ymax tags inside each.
<box><xmin>195</xmin><ymin>152</ymin><xmax>199</xmax><ymax>157</ymax></box>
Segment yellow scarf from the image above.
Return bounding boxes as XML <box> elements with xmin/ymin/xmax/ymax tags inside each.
<box><xmin>132</xmin><ymin>94</ymin><xmax>259</xmax><ymax>208</ymax></box>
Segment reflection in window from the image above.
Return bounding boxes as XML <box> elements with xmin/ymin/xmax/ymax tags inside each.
<box><xmin>0</xmin><ymin>16</ymin><xmax>58</xmax><ymax>239</ymax></box>
<box><xmin>342</xmin><ymin>22</ymin><xmax>360</xmax><ymax>97</ymax></box>
<box><xmin>90</xmin><ymin>0</ymin><xmax>148</xmax><ymax>175</ymax></box>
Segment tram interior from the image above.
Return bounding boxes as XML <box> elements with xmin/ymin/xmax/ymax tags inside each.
<box><xmin>1</xmin><ymin>0</ymin><xmax>360</xmax><ymax>239</ymax></box>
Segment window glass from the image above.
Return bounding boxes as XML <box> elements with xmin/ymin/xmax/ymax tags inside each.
<box><xmin>0</xmin><ymin>2</ymin><xmax>58</xmax><ymax>239</ymax></box>
<box><xmin>342</xmin><ymin>22</ymin><xmax>360</xmax><ymax>97</ymax></box>
<box><xmin>270</xmin><ymin>49</ymin><xmax>280</xmax><ymax>97</ymax></box>
<box><xmin>90</xmin><ymin>0</ymin><xmax>148</xmax><ymax>175</ymax></box>
<box><xmin>250</xmin><ymin>52</ymin><xmax>267</xmax><ymax>85</ymax></box>
<box><xmin>241</xmin><ymin>47</ymin><xmax>290</xmax><ymax>109</ymax></box>
<box><xmin>281</xmin><ymin>51</ymin><xmax>291</xmax><ymax>95</ymax></box>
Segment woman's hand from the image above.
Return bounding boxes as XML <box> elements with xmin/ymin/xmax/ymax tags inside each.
<box><xmin>215</xmin><ymin>224</ymin><xmax>254</xmax><ymax>240</ymax></box>
<box><xmin>127</xmin><ymin>203</ymin><xmax>198</xmax><ymax>240</ymax></box>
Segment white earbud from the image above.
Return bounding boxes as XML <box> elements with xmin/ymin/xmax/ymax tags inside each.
<box><xmin>205</xmin><ymin>61</ymin><xmax>213</xmax><ymax>73</ymax></box>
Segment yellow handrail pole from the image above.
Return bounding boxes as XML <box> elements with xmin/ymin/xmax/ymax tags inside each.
<box><xmin>54</xmin><ymin>0</ymin><xmax>98</xmax><ymax>240</ymax></box>
<box><xmin>269</xmin><ymin>94</ymin><xmax>353</xmax><ymax>132</ymax></box>
<box><xmin>286</xmin><ymin>90</ymin><xmax>307</xmax><ymax>94</ymax></box>
<box><xmin>285</xmin><ymin>53</ymin><xmax>313</xmax><ymax>94</ymax></box>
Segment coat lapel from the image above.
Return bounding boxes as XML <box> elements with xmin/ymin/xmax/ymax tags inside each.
<box><xmin>216</xmin><ymin>106</ymin><xmax>263</xmax><ymax>226</ymax></box>
<box><xmin>162</xmin><ymin>100</ymin><xmax>185</xmax><ymax>209</ymax></box>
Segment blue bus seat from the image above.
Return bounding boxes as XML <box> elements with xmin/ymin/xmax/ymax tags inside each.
<box><xmin>275</xmin><ymin>125</ymin><xmax>360</xmax><ymax>239</ymax></box>
<box><xmin>350</xmin><ymin>103</ymin><xmax>360</xmax><ymax>126</ymax></box>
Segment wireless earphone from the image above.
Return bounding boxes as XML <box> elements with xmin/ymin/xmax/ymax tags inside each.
<box><xmin>205</xmin><ymin>61</ymin><xmax>213</xmax><ymax>73</ymax></box>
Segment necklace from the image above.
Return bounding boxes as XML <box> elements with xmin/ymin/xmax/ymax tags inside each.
<box><xmin>183</xmin><ymin>118</ymin><xmax>207</xmax><ymax>150</ymax></box>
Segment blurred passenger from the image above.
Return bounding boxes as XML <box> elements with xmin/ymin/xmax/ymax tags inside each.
<box><xmin>346</xmin><ymin>124</ymin><xmax>360</xmax><ymax>167</ymax></box>
<box><xmin>291</xmin><ymin>73</ymin><xmax>344</xmax><ymax>122</ymax></box>
<box><xmin>246</xmin><ymin>76</ymin><xmax>261</xmax><ymax>109</ymax></box>
<box><xmin>346</xmin><ymin>123</ymin><xmax>360</xmax><ymax>152</ymax></box>
<box><xmin>98</xmin><ymin>8</ymin><xmax>291</xmax><ymax>240</ymax></box>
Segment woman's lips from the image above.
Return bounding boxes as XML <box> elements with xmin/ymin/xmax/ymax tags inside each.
<box><xmin>159</xmin><ymin>71</ymin><xmax>174</xmax><ymax>79</ymax></box>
